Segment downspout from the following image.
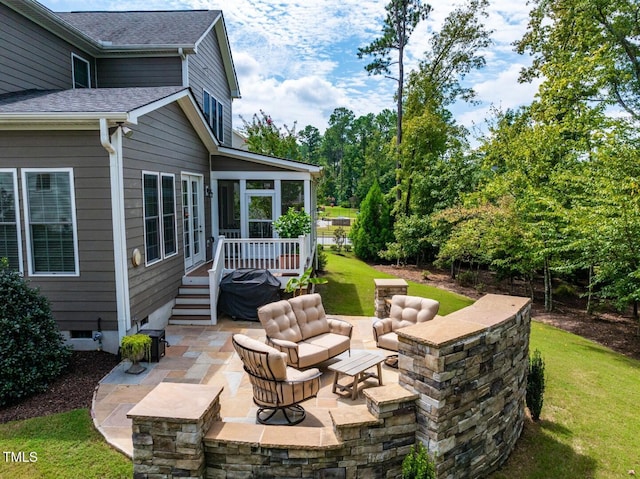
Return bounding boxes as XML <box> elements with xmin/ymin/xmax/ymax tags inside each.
<box><xmin>100</xmin><ymin>118</ymin><xmax>131</xmax><ymax>344</ymax></box>
<box><xmin>179</xmin><ymin>47</ymin><xmax>189</xmax><ymax>87</ymax></box>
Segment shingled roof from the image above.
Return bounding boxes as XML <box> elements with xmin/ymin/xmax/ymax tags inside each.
<box><xmin>0</xmin><ymin>86</ymin><xmax>186</xmax><ymax>113</ymax></box>
<box><xmin>55</xmin><ymin>10</ymin><xmax>221</xmax><ymax>47</ymax></box>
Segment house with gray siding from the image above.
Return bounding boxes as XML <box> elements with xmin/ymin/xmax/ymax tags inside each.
<box><xmin>0</xmin><ymin>0</ymin><xmax>321</xmax><ymax>354</ymax></box>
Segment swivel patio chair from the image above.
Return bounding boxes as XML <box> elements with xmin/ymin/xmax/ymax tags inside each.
<box><xmin>372</xmin><ymin>295</ymin><xmax>440</xmax><ymax>355</ymax></box>
<box><xmin>232</xmin><ymin>333</ymin><xmax>322</xmax><ymax>425</ymax></box>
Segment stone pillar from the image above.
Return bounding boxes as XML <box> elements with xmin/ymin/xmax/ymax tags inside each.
<box><xmin>127</xmin><ymin>383</ymin><xmax>223</xmax><ymax>479</ymax></box>
<box><xmin>373</xmin><ymin>279</ymin><xmax>408</xmax><ymax>318</ymax></box>
<box><xmin>397</xmin><ymin>294</ymin><xmax>531</xmax><ymax>478</ymax></box>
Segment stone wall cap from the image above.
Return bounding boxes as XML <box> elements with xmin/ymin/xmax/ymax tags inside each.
<box><xmin>205</xmin><ymin>421</ymin><xmax>264</xmax><ymax>445</ymax></box>
<box><xmin>363</xmin><ymin>383</ymin><xmax>418</xmax><ymax>406</ymax></box>
<box><xmin>127</xmin><ymin>383</ymin><xmax>223</xmax><ymax>422</ymax></box>
<box><xmin>397</xmin><ymin>294</ymin><xmax>530</xmax><ymax>347</ymax></box>
<box><xmin>374</xmin><ymin>278</ymin><xmax>408</xmax><ymax>287</ymax></box>
<box><xmin>330</xmin><ymin>404</ymin><xmax>380</xmax><ymax>428</ymax></box>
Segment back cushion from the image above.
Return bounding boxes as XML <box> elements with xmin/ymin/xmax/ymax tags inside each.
<box><xmin>232</xmin><ymin>334</ymin><xmax>288</xmax><ymax>380</ymax></box>
<box><xmin>257</xmin><ymin>300</ymin><xmax>303</xmax><ymax>342</ymax></box>
<box><xmin>390</xmin><ymin>295</ymin><xmax>439</xmax><ymax>330</ymax></box>
<box><xmin>289</xmin><ymin>293</ymin><xmax>329</xmax><ymax>340</ymax></box>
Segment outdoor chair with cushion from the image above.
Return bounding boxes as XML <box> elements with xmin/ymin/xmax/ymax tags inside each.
<box><xmin>232</xmin><ymin>333</ymin><xmax>321</xmax><ymax>425</ymax></box>
<box><xmin>372</xmin><ymin>295</ymin><xmax>440</xmax><ymax>352</ymax></box>
<box><xmin>257</xmin><ymin>293</ymin><xmax>353</xmax><ymax>369</ymax></box>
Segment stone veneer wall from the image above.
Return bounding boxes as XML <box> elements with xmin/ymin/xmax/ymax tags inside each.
<box><xmin>397</xmin><ymin>294</ymin><xmax>531</xmax><ymax>478</ymax></box>
<box><xmin>204</xmin><ymin>383</ymin><xmax>418</xmax><ymax>479</ymax></box>
<box><xmin>373</xmin><ymin>279</ymin><xmax>408</xmax><ymax>318</ymax></box>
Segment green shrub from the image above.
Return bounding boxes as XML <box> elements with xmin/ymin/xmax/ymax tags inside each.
<box><xmin>421</xmin><ymin>270</ymin><xmax>431</xmax><ymax>280</ymax></box>
<box><xmin>526</xmin><ymin>349</ymin><xmax>546</xmax><ymax>421</ymax></box>
<box><xmin>316</xmin><ymin>244</ymin><xmax>328</xmax><ymax>272</ymax></box>
<box><xmin>349</xmin><ymin>181</ymin><xmax>393</xmax><ymax>261</ymax></box>
<box><xmin>0</xmin><ymin>260</ymin><xmax>71</xmax><ymax>406</ymax></box>
<box><xmin>402</xmin><ymin>442</ymin><xmax>436</xmax><ymax>479</ymax></box>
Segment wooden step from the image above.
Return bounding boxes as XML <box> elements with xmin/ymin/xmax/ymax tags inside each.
<box><xmin>175</xmin><ymin>294</ymin><xmax>210</xmax><ymax>305</ymax></box>
<box><xmin>168</xmin><ymin>314</ymin><xmax>212</xmax><ymax>325</ymax></box>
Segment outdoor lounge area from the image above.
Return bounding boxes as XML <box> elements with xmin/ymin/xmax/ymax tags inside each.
<box><xmin>92</xmin><ymin>293</ymin><xmax>532</xmax><ymax>479</ymax></box>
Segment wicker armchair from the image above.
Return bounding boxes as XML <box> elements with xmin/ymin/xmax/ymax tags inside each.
<box><xmin>232</xmin><ymin>333</ymin><xmax>321</xmax><ymax>425</ymax></box>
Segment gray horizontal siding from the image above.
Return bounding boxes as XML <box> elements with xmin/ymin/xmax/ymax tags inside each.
<box><xmin>0</xmin><ymin>4</ymin><xmax>96</xmax><ymax>93</ymax></box>
<box><xmin>0</xmin><ymin>130</ymin><xmax>118</xmax><ymax>332</ymax></box>
<box><xmin>123</xmin><ymin>102</ymin><xmax>211</xmax><ymax>321</ymax></box>
<box><xmin>211</xmin><ymin>155</ymin><xmax>289</xmax><ymax>172</ymax></box>
<box><xmin>97</xmin><ymin>57</ymin><xmax>182</xmax><ymax>88</ymax></box>
<box><xmin>188</xmin><ymin>28</ymin><xmax>232</xmax><ymax>146</ymax></box>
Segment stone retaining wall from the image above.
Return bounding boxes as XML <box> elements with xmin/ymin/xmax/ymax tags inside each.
<box><xmin>397</xmin><ymin>294</ymin><xmax>531</xmax><ymax>478</ymax></box>
<box><xmin>204</xmin><ymin>384</ymin><xmax>418</xmax><ymax>479</ymax></box>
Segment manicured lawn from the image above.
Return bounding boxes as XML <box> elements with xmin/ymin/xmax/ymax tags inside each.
<box><xmin>317</xmin><ymin>205</ymin><xmax>358</xmax><ymax>219</ymax></box>
<box><xmin>0</xmin><ymin>409</ymin><xmax>131</xmax><ymax>478</ymax></box>
<box><xmin>316</xmin><ymin>250</ymin><xmax>474</xmax><ymax>316</ymax></box>
<box><xmin>490</xmin><ymin>321</ymin><xmax>640</xmax><ymax>479</ymax></box>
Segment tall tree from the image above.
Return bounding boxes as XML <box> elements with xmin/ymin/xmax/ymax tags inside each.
<box><xmin>358</xmin><ymin>0</ymin><xmax>432</xmax><ymax>198</ymax></box>
<box><xmin>516</xmin><ymin>0</ymin><xmax>640</xmax><ymax>120</ymax></box>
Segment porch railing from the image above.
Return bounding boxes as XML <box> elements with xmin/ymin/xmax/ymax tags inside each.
<box><xmin>208</xmin><ymin>235</ymin><xmax>312</xmax><ymax>323</ymax></box>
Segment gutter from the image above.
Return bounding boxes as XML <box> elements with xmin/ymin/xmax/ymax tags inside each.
<box><xmin>100</xmin><ymin>118</ymin><xmax>131</xmax><ymax>343</ymax></box>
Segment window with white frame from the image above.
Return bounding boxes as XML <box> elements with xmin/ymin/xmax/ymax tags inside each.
<box><xmin>143</xmin><ymin>172</ymin><xmax>177</xmax><ymax>265</ymax></box>
<box><xmin>0</xmin><ymin>170</ymin><xmax>21</xmax><ymax>271</ymax></box>
<box><xmin>23</xmin><ymin>169</ymin><xmax>78</xmax><ymax>275</ymax></box>
<box><xmin>72</xmin><ymin>53</ymin><xmax>91</xmax><ymax>89</ymax></box>
<box><xmin>202</xmin><ymin>89</ymin><xmax>224</xmax><ymax>142</ymax></box>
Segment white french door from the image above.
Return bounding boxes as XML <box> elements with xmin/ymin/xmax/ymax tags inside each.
<box><xmin>182</xmin><ymin>173</ymin><xmax>205</xmax><ymax>270</ymax></box>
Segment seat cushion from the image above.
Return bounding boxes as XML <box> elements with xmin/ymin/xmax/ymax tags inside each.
<box><xmin>296</xmin><ymin>341</ymin><xmax>330</xmax><ymax>369</ymax></box>
<box><xmin>289</xmin><ymin>293</ymin><xmax>329</xmax><ymax>340</ymax></box>
<box><xmin>377</xmin><ymin>332</ymin><xmax>399</xmax><ymax>352</ymax></box>
<box><xmin>258</xmin><ymin>299</ymin><xmax>303</xmax><ymax>343</ymax></box>
<box><xmin>303</xmin><ymin>333</ymin><xmax>350</xmax><ymax>358</ymax></box>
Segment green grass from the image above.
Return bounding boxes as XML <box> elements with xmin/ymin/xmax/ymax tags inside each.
<box><xmin>490</xmin><ymin>321</ymin><xmax>640</xmax><ymax>479</ymax></box>
<box><xmin>316</xmin><ymin>250</ymin><xmax>473</xmax><ymax>316</ymax></box>
<box><xmin>318</xmin><ymin>205</ymin><xmax>358</xmax><ymax>219</ymax></box>
<box><xmin>0</xmin><ymin>409</ymin><xmax>131</xmax><ymax>479</ymax></box>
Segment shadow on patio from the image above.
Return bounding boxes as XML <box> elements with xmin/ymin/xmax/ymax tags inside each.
<box><xmin>91</xmin><ymin>316</ymin><xmax>398</xmax><ymax>457</ymax></box>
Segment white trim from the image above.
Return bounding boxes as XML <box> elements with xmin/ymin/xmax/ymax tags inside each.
<box><xmin>71</xmin><ymin>52</ymin><xmax>91</xmax><ymax>88</ymax></box>
<box><xmin>181</xmin><ymin>172</ymin><xmax>206</xmax><ymax>271</ymax></box>
<box><xmin>142</xmin><ymin>171</ymin><xmax>162</xmax><ymax>267</ymax></box>
<box><xmin>0</xmin><ymin>168</ymin><xmax>23</xmax><ymax>273</ymax></box>
<box><xmin>21</xmin><ymin>168</ymin><xmax>80</xmax><ymax>277</ymax></box>
<box><xmin>103</xmin><ymin>121</ymin><xmax>131</xmax><ymax>338</ymax></box>
<box><xmin>161</xmin><ymin>173</ymin><xmax>179</xmax><ymax>259</ymax></box>
<box><xmin>211</xmin><ymin>171</ymin><xmax>311</xmax><ymax>181</ymax></box>
<box><xmin>215</xmin><ymin>146</ymin><xmax>322</xmax><ymax>175</ymax></box>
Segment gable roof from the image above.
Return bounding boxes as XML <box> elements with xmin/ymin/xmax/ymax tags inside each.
<box><xmin>0</xmin><ymin>86</ymin><xmax>185</xmax><ymax>114</ymax></box>
<box><xmin>1</xmin><ymin>1</ymin><xmax>240</xmax><ymax>98</ymax></box>
<box><xmin>55</xmin><ymin>10</ymin><xmax>221</xmax><ymax>48</ymax></box>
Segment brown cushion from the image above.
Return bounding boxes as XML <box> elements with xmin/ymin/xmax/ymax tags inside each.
<box><xmin>258</xmin><ymin>299</ymin><xmax>303</xmax><ymax>343</ymax></box>
<box><xmin>232</xmin><ymin>334</ymin><xmax>288</xmax><ymax>380</ymax></box>
<box><xmin>390</xmin><ymin>295</ymin><xmax>439</xmax><ymax>330</ymax></box>
<box><xmin>289</xmin><ymin>293</ymin><xmax>329</xmax><ymax>340</ymax></box>
<box><xmin>296</xmin><ymin>341</ymin><xmax>330</xmax><ymax>369</ymax></box>
<box><xmin>303</xmin><ymin>333</ymin><xmax>350</xmax><ymax>358</ymax></box>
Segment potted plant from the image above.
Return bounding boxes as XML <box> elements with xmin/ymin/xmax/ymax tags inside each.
<box><xmin>285</xmin><ymin>267</ymin><xmax>328</xmax><ymax>297</ymax></box>
<box><xmin>273</xmin><ymin>207</ymin><xmax>312</xmax><ymax>269</ymax></box>
<box><xmin>120</xmin><ymin>333</ymin><xmax>152</xmax><ymax>375</ymax></box>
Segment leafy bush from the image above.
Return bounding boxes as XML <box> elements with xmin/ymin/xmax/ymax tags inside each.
<box><xmin>316</xmin><ymin>243</ymin><xmax>328</xmax><ymax>272</ymax></box>
<box><xmin>526</xmin><ymin>349</ymin><xmax>546</xmax><ymax>421</ymax></box>
<box><xmin>402</xmin><ymin>442</ymin><xmax>436</xmax><ymax>479</ymax></box>
<box><xmin>0</xmin><ymin>260</ymin><xmax>71</xmax><ymax>406</ymax></box>
<box><xmin>273</xmin><ymin>207</ymin><xmax>312</xmax><ymax>238</ymax></box>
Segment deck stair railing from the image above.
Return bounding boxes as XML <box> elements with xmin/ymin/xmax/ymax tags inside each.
<box><xmin>208</xmin><ymin>235</ymin><xmax>311</xmax><ymax>323</ymax></box>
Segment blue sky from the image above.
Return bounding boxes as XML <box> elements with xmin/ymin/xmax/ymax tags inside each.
<box><xmin>40</xmin><ymin>0</ymin><xmax>542</xmax><ymax>137</ymax></box>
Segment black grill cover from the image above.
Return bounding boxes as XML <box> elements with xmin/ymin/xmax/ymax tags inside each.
<box><xmin>218</xmin><ymin>269</ymin><xmax>280</xmax><ymax>320</ymax></box>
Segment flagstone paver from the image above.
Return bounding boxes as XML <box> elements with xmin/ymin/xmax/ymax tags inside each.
<box><xmin>91</xmin><ymin>315</ymin><xmax>397</xmax><ymax>457</ymax></box>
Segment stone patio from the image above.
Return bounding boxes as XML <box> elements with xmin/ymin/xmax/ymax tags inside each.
<box><xmin>91</xmin><ymin>315</ymin><xmax>397</xmax><ymax>457</ymax></box>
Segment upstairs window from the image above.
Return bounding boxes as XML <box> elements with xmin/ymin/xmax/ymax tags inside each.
<box><xmin>23</xmin><ymin>169</ymin><xmax>78</xmax><ymax>276</ymax></box>
<box><xmin>202</xmin><ymin>89</ymin><xmax>224</xmax><ymax>142</ymax></box>
<box><xmin>72</xmin><ymin>53</ymin><xmax>91</xmax><ymax>89</ymax></box>
<box><xmin>0</xmin><ymin>170</ymin><xmax>21</xmax><ymax>271</ymax></box>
